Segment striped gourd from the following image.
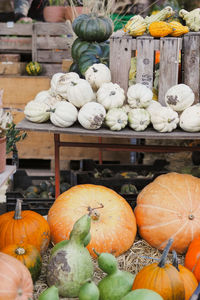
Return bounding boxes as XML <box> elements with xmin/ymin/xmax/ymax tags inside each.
<box><xmin>26</xmin><ymin>61</ymin><xmax>42</xmax><ymax>76</ymax></box>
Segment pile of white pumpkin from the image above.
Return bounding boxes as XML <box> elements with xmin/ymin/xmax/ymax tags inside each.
<box><xmin>24</xmin><ymin>63</ymin><xmax>198</xmax><ymax>133</ymax></box>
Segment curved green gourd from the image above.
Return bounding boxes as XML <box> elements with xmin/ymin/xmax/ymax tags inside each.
<box><xmin>47</xmin><ymin>214</ymin><xmax>94</xmax><ymax>298</ymax></box>
<box><xmin>121</xmin><ymin>289</ymin><xmax>164</xmax><ymax>300</ymax></box>
<box><xmin>38</xmin><ymin>285</ymin><xmax>59</xmax><ymax>300</ymax></box>
<box><xmin>79</xmin><ymin>280</ymin><xmax>100</xmax><ymax>300</ymax></box>
<box><xmin>94</xmin><ymin>249</ymin><xmax>135</xmax><ymax>300</ymax></box>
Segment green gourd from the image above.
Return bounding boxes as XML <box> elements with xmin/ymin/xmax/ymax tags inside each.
<box><xmin>94</xmin><ymin>249</ymin><xmax>135</xmax><ymax>300</ymax></box>
<box><xmin>38</xmin><ymin>285</ymin><xmax>59</xmax><ymax>300</ymax></box>
<box><xmin>121</xmin><ymin>289</ymin><xmax>164</xmax><ymax>300</ymax></box>
<box><xmin>79</xmin><ymin>280</ymin><xmax>100</xmax><ymax>300</ymax></box>
<box><xmin>46</xmin><ymin>214</ymin><xmax>94</xmax><ymax>298</ymax></box>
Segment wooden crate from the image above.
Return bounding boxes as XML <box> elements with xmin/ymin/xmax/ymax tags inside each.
<box><xmin>109</xmin><ymin>32</ymin><xmax>200</xmax><ymax>104</ymax></box>
<box><xmin>0</xmin><ymin>22</ymin><xmax>74</xmax><ymax>77</ymax></box>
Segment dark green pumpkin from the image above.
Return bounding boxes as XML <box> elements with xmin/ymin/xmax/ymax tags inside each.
<box><xmin>26</xmin><ymin>61</ymin><xmax>42</xmax><ymax>76</ymax></box>
<box><xmin>72</xmin><ymin>14</ymin><xmax>113</xmax><ymax>42</ymax></box>
<box><xmin>78</xmin><ymin>43</ymin><xmax>109</xmax><ymax>75</ymax></box>
<box><xmin>69</xmin><ymin>61</ymin><xmax>83</xmax><ymax>77</ymax></box>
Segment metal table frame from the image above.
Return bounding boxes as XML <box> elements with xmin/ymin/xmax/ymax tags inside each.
<box><xmin>17</xmin><ymin>119</ymin><xmax>200</xmax><ymax>199</ymax></box>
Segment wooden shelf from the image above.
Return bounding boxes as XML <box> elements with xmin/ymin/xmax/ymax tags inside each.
<box><xmin>0</xmin><ymin>165</ymin><xmax>16</xmax><ymax>188</ymax></box>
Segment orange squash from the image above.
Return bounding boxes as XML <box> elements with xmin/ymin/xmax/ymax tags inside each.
<box><xmin>0</xmin><ymin>199</ymin><xmax>50</xmax><ymax>254</ymax></box>
<box><xmin>132</xmin><ymin>239</ymin><xmax>185</xmax><ymax>300</ymax></box>
<box><xmin>185</xmin><ymin>236</ymin><xmax>200</xmax><ymax>282</ymax></box>
<box><xmin>0</xmin><ymin>252</ymin><xmax>33</xmax><ymax>300</ymax></box>
<box><xmin>1</xmin><ymin>243</ymin><xmax>42</xmax><ymax>282</ymax></box>
<box><xmin>149</xmin><ymin>21</ymin><xmax>173</xmax><ymax>37</ymax></box>
<box><xmin>134</xmin><ymin>172</ymin><xmax>200</xmax><ymax>254</ymax></box>
<box><xmin>172</xmin><ymin>250</ymin><xmax>198</xmax><ymax>300</ymax></box>
<box><xmin>48</xmin><ymin>184</ymin><xmax>137</xmax><ymax>257</ymax></box>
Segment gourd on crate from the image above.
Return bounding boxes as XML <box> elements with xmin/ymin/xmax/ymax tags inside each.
<box><xmin>124</xmin><ymin>15</ymin><xmax>147</xmax><ymax>36</ymax></box>
<box><xmin>149</xmin><ymin>21</ymin><xmax>174</xmax><ymax>37</ymax></box>
<box><xmin>179</xmin><ymin>8</ymin><xmax>200</xmax><ymax>32</ymax></box>
<box><xmin>26</xmin><ymin>61</ymin><xmax>42</xmax><ymax>76</ymax></box>
<box><xmin>169</xmin><ymin>21</ymin><xmax>189</xmax><ymax>36</ymax></box>
<box><xmin>144</xmin><ymin>6</ymin><xmax>175</xmax><ymax>28</ymax></box>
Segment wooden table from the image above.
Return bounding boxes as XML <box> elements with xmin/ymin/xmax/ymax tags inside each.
<box><xmin>16</xmin><ymin>119</ymin><xmax>200</xmax><ymax>198</ymax></box>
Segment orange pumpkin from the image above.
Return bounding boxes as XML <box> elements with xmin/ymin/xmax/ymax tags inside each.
<box><xmin>185</xmin><ymin>236</ymin><xmax>200</xmax><ymax>282</ymax></box>
<box><xmin>1</xmin><ymin>243</ymin><xmax>42</xmax><ymax>282</ymax></box>
<box><xmin>172</xmin><ymin>250</ymin><xmax>198</xmax><ymax>300</ymax></box>
<box><xmin>0</xmin><ymin>252</ymin><xmax>33</xmax><ymax>300</ymax></box>
<box><xmin>132</xmin><ymin>239</ymin><xmax>185</xmax><ymax>300</ymax></box>
<box><xmin>134</xmin><ymin>172</ymin><xmax>200</xmax><ymax>254</ymax></box>
<box><xmin>48</xmin><ymin>184</ymin><xmax>137</xmax><ymax>257</ymax></box>
<box><xmin>0</xmin><ymin>199</ymin><xmax>50</xmax><ymax>254</ymax></box>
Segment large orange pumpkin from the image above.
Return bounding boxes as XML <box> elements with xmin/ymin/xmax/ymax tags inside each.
<box><xmin>134</xmin><ymin>172</ymin><xmax>200</xmax><ymax>254</ymax></box>
<box><xmin>0</xmin><ymin>252</ymin><xmax>33</xmax><ymax>300</ymax></box>
<box><xmin>0</xmin><ymin>199</ymin><xmax>50</xmax><ymax>254</ymax></box>
<box><xmin>48</xmin><ymin>184</ymin><xmax>137</xmax><ymax>257</ymax></box>
<box><xmin>185</xmin><ymin>236</ymin><xmax>200</xmax><ymax>282</ymax></box>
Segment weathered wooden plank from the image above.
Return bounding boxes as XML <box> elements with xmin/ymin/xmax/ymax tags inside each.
<box><xmin>158</xmin><ymin>37</ymin><xmax>181</xmax><ymax>105</ymax></box>
<box><xmin>37</xmin><ymin>49</ymin><xmax>71</xmax><ymax>63</ymax></box>
<box><xmin>136</xmin><ymin>36</ymin><xmax>154</xmax><ymax>89</ymax></box>
<box><xmin>32</xmin><ymin>23</ymin><xmax>37</xmax><ymax>61</ymax></box>
<box><xmin>0</xmin><ymin>23</ymin><xmax>32</xmax><ymax>35</ymax></box>
<box><xmin>183</xmin><ymin>34</ymin><xmax>200</xmax><ymax>103</ymax></box>
<box><xmin>36</xmin><ymin>36</ymin><xmax>73</xmax><ymax>50</ymax></box>
<box><xmin>0</xmin><ymin>37</ymin><xmax>32</xmax><ymax>51</ymax></box>
<box><xmin>35</xmin><ymin>22</ymin><xmax>74</xmax><ymax>36</ymax></box>
<box><xmin>110</xmin><ymin>36</ymin><xmax>132</xmax><ymax>93</ymax></box>
<box><xmin>40</xmin><ymin>63</ymin><xmax>63</xmax><ymax>76</ymax></box>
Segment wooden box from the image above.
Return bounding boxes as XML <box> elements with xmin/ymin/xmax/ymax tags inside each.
<box><xmin>0</xmin><ymin>62</ymin><xmax>25</xmax><ymax>75</ymax></box>
<box><xmin>109</xmin><ymin>32</ymin><xmax>200</xmax><ymax>104</ymax></box>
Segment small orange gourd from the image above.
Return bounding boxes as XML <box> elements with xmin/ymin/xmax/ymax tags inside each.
<box><xmin>169</xmin><ymin>21</ymin><xmax>189</xmax><ymax>36</ymax></box>
<box><xmin>185</xmin><ymin>236</ymin><xmax>200</xmax><ymax>282</ymax></box>
<box><xmin>0</xmin><ymin>199</ymin><xmax>50</xmax><ymax>254</ymax></box>
<box><xmin>149</xmin><ymin>21</ymin><xmax>173</xmax><ymax>37</ymax></box>
<box><xmin>1</xmin><ymin>243</ymin><xmax>42</xmax><ymax>282</ymax></box>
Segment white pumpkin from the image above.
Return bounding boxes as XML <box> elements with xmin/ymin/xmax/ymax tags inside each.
<box><xmin>179</xmin><ymin>104</ymin><xmax>200</xmax><ymax>132</ymax></box>
<box><xmin>122</xmin><ymin>104</ymin><xmax>132</xmax><ymax>114</ymax></box>
<box><xmin>128</xmin><ymin>108</ymin><xmax>151</xmax><ymax>131</ymax></box>
<box><xmin>105</xmin><ymin>108</ymin><xmax>128</xmax><ymax>131</ymax></box>
<box><xmin>151</xmin><ymin>106</ymin><xmax>179</xmax><ymax>132</ymax></box>
<box><xmin>34</xmin><ymin>90</ymin><xmax>59</xmax><ymax>108</ymax></box>
<box><xmin>165</xmin><ymin>84</ymin><xmax>195</xmax><ymax>112</ymax></box>
<box><xmin>127</xmin><ymin>83</ymin><xmax>153</xmax><ymax>108</ymax></box>
<box><xmin>78</xmin><ymin>102</ymin><xmax>106</xmax><ymax>130</ymax></box>
<box><xmin>67</xmin><ymin>78</ymin><xmax>95</xmax><ymax>108</ymax></box>
<box><xmin>97</xmin><ymin>82</ymin><xmax>125</xmax><ymax>110</ymax></box>
<box><xmin>85</xmin><ymin>63</ymin><xmax>111</xmax><ymax>91</ymax></box>
<box><xmin>146</xmin><ymin>100</ymin><xmax>162</xmax><ymax>115</ymax></box>
<box><xmin>24</xmin><ymin>100</ymin><xmax>50</xmax><ymax>123</ymax></box>
<box><xmin>50</xmin><ymin>101</ymin><xmax>78</xmax><ymax>128</ymax></box>
<box><xmin>50</xmin><ymin>72</ymin><xmax>79</xmax><ymax>99</ymax></box>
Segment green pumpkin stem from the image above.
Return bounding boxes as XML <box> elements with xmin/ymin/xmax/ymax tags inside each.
<box><xmin>93</xmin><ymin>248</ymin><xmax>100</xmax><ymax>257</ymax></box>
<box><xmin>14</xmin><ymin>199</ymin><xmax>23</xmax><ymax>220</ymax></box>
<box><xmin>172</xmin><ymin>250</ymin><xmax>180</xmax><ymax>272</ymax></box>
<box><xmin>158</xmin><ymin>238</ymin><xmax>173</xmax><ymax>268</ymax></box>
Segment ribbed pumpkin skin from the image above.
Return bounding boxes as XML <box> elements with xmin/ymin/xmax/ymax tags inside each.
<box><xmin>48</xmin><ymin>184</ymin><xmax>137</xmax><ymax>257</ymax></box>
<box><xmin>72</xmin><ymin>14</ymin><xmax>113</xmax><ymax>42</ymax></box>
<box><xmin>0</xmin><ymin>210</ymin><xmax>50</xmax><ymax>254</ymax></box>
<box><xmin>149</xmin><ymin>21</ymin><xmax>173</xmax><ymax>37</ymax></box>
<box><xmin>0</xmin><ymin>252</ymin><xmax>33</xmax><ymax>300</ymax></box>
<box><xmin>134</xmin><ymin>172</ymin><xmax>200</xmax><ymax>254</ymax></box>
<box><xmin>1</xmin><ymin>243</ymin><xmax>42</xmax><ymax>283</ymax></box>
<box><xmin>178</xmin><ymin>264</ymin><xmax>198</xmax><ymax>300</ymax></box>
<box><xmin>132</xmin><ymin>263</ymin><xmax>185</xmax><ymax>300</ymax></box>
<box><xmin>170</xmin><ymin>21</ymin><xmax>189</xmax><ymax>36</ymax></box>
<box><xmin>185</xmin><ymin>237</ymin><xmax>200</xmax><ymax>282</ymax></box>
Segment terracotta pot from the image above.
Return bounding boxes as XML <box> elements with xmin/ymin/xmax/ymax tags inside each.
<box><xmin>65</xmin><ymin>6</ymin><xmax>86</xmax><ymax>22</ymax></box>
<box><xmin>0</xmin><ymin>136</ymin><xmax>6</xmax><ymax>173</ymax></box>
<box><xmin>43</xmin><ymin>6</ymin><xmax>66</xmax><ymax>23</ymax></box>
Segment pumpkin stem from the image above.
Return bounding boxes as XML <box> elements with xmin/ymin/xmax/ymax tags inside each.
<box><xmin>87</xmin><ymin>203</ymin><xmax>104</xmax><ymax>216</ymax></box>
<box><xmin>172</xmin><ymin>250</ymin><xmax>180</xmax><ymax>272</ymax></box>
<box><xmin>46</xmin><ymin>108</ymin><xmax>55</xmax><ymax>113</ymax></box>
<box><xmin>92</xmin><ymin>67</ymin><xmax>98</xmax><ymax>73</ymax></box>
<box><xmin>109</xmin><ymin>91</ymin><xmax>116</xmax><ymax>96</ymax></box>
<box><xmin>15</xmin><ymin>247</ymin><xmax>26</xmax><ymax>255</ymax></box>
<box><xmin>158</xmin><ymin>238</ymin><xmax>173</xmax><ymax>268</ymax></box>
<box><xmin>14</xmin><ymin>199</ymin><xmax>23</xmax><ymax>220</ymax></box>
<box><xmin>93</xmin><ymin>248</ymin><xmax>100</xmax><ymax>257</ymax></box>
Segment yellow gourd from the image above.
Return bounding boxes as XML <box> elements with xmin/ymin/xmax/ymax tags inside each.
<box><xmin>170</xmin><ymin>21</ymin><xmax>189</xmax><ymax>36</ymax></box>
<box><xmin>124</xmin><ymin>15</ymin><xmax>147</xmax><ymax>36</ymax></box>
<box><xmin>149</xmin><ymin>21</ymin><xmax>173</xmax><ymax>37</ymax></box>
<box><xmin>145</xmin><ymin>6</ymin><xmax>174</xmax><ymax>29</ymax></box>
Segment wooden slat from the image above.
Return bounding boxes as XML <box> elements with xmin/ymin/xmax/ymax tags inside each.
<box><xmin>183</xmin><ymin>34</ymin><xmax>200</xmax><ymax>103</ymax></box>
<box><xmin>37</xmin><ymin>36</ymin><xmax>73</xmax><ymax>50</ymax></box>
<box><xmin>158</xmin><ymin>37</ymin><xmax>181</xmax><ymax>105</ymax></box>
<box><xmin>40</xmin><ymin>63</ymin><xmax>63</xmax><ymax>76</ymax></box>
<box><xmin>0</xmin><ymin>23</ymin><xmax>32</xmax><ymax>35</ymax></box>
<box><xmin>35</xmin><ymin>22</ymin><xmax>73</xmax><ymax>35</ymax></box>
<box><xmin>109</xmin><ymin>36</ymin><xmax>132</xmax><ymax>93</ymax></box>
<box><xmin>0</xmin><ymin>37</ymin><xmax>32</xmax><ymax>51</ymax></box>
<box><xmin>32</xmin><ymin>23</ymin><xmax>37</xmax><ymax>61</ymax></box>
<box><xmin>136</xmin><ymin>36</ymin><xmax>154</xmax><ymax>89</ymax></box>
<box><xmin>37</xmin><ymin>49</ymin><xmax>71</xmax><ymax>63</ymax></box>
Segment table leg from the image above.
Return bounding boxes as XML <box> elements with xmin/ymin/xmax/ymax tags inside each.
<box><xmin>98</xmin><ymin>137</ymin><xmax>103</xmax><ymax>164</ymax></box>
<box><xmin>54</xmin><ymin>133</ymin><xmax>60</xmax><ymax>199</ymax></box>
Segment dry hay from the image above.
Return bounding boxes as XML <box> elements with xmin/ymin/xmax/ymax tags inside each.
<box><xmin>34</xmin><ymin>235</ymin><xmax>185</xmax><ymax>299</ymax></box>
